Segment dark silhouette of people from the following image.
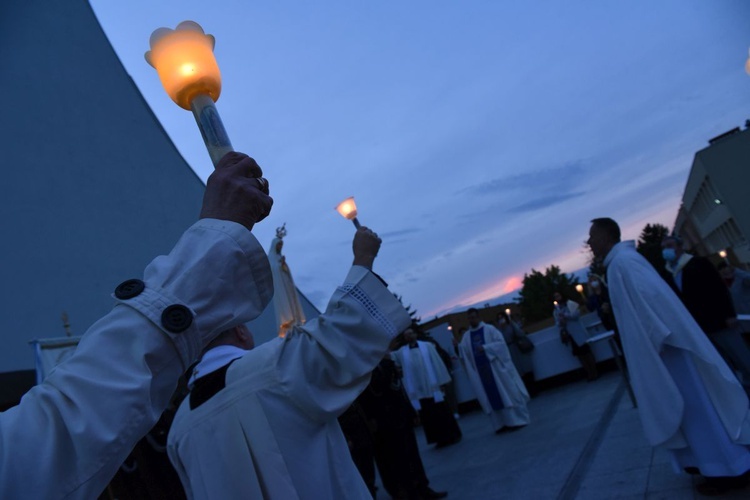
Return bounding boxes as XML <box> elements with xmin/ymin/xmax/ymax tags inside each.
<box><xmin>341</xmin><ymin>352</ymin><xmax>448</xmax><ymax>499</ymax></box>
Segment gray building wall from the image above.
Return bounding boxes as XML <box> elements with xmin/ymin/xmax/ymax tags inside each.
<box><xmin>0</xmin><ymin>1</ymin><xmax>321</xmax><ymax>400</ymax></box>
<box><xmin>0</xmin><ymin>0</ymin><xmax>208</xmax><ymax>374</ymax></box>
<box><xmin>675</xmin><ymin>125</ymin><xmax>750</xmax><ymax>265</ymax></box>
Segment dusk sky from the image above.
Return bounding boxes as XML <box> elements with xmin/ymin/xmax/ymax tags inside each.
<box><xmin>90</xmin><ymin>0</ymin><xmax>750</xmax><ymax>318</ymax></box>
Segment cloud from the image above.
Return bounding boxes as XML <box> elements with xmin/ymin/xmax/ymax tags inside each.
<box><xmin>503</xmin><ymin>276</ymin><xmax>522</xmax><ymax>293</ymax></box>
<box><xmin>379</xmin><ymin>228</ymin><xmax>420</xmax><ymax>239</ymax></box>
<box><xmin>334</xmin><ymin>227</ymin><xmax>420</xmax><ymax>247</ymax></box>
<box><xmin>459</xmin><ymin>160</ymin><xmax>587</xmax><ymax>196</ymax></box>
<box><xmin>395</xmin><ymin>272</ymin><xmax>421</xmax><ymax>285</ymax></box>
<box><xmin>506</xmin><ymin>191</ymin><xmax>587</xmax><ymax>214</ymax></box>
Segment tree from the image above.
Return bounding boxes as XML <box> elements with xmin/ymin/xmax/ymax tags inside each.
<box><xmin>393</xmin><ymin>293</ymin><xmax>421</xmax><ymax>324</ymax></box>
<box><xmin>515</xmin><ymin>265</ymin><xmax>580</xmax><ymax>323</ymax></box>
<box><xmin>637</xmin><ymin>223</ymin><xmax>671</xmax><ymax>279</ymax></box>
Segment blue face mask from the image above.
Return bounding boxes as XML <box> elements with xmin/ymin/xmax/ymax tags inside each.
<box><xmin>662</xmin><ymin>248</ymin><xmax>677</xmax><ymax>263</ymax></box>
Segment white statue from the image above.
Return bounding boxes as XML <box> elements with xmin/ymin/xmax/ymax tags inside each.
<box><xmin>267</xmin><ymin>224</ymin><xmax>306</xmax><ymax>337</ymax></box>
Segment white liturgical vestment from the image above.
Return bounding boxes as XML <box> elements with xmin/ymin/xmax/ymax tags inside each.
<box><xmin>459</xmin><ymin>322</ymin><xmax>530</xmax><ymax>427</ymax></box>
<box><xmin>167</xmin><ymin>266</ymin><xmax>411</xmax><ymax>500</ymax></box>
<box><xmin>391</xmin><ymin>341</ymin><xmax>451</xmax><ymax>409</ymax></box>
<box><xmin>0</xmin><ymin>219</ymin><xmax>274</xmax><ymax>499</ymax></box>
<box><xmin>604</xmin><ymin>241</ymin><xmax>750</xmax><ymax>449</ymax></box>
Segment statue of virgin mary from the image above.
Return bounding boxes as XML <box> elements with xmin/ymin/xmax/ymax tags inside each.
<box><xmin>267</xmin><ymin>224</ymin><xmax>306</xmax><ymax>337</ymax></box>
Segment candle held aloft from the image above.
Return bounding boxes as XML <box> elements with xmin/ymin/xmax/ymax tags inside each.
<box><xmin>145</xmin><ymin>21</ymin><xmax>221</xmax><ymax>110</ymax></box>
<box><xmin>145</xmin><ymin>21</ymin><xmax>233</xmax><ymax>166</ymax></box>
<box><xmin>335</xmin><ymin>197</ymin><xmax>361</xmax><ymax>229</ymax></box>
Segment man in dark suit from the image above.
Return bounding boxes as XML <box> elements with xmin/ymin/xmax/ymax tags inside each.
<box><xmin>661</xmin><ymin>236</ymin><xmax>750</xmax><ymax>388</ymax></box>
<box><xmin>358</xmin><ymin>354</ymin><xmax>448</xmax><ymax>499</ymax></box>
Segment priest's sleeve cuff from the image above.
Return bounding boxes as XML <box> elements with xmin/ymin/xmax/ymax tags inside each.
<box><xmin>116</xmin><ymin>219</ymin><xmax>273</xmax><ymax>368</ymax></box>
<box><xmin>340</xmin><ymin>266</ymin><xmax>411</xmax><ymax>338</ymax></box>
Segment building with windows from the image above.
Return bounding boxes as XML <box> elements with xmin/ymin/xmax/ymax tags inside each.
<box><xmin>674</xmin><ymin>123</ymin><xmax>750</xmax><ymax>267</ymax></box>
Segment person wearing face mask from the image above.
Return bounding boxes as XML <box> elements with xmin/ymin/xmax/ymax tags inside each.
<box><xmin>660</xmin><ymin>236</ymin><xmax>750</xmax><ymax>390</ymax></box>
<box><xmin>588</xmin><ymin>218</ymin><xmax>750</xmax><ymax>495</ymax></box>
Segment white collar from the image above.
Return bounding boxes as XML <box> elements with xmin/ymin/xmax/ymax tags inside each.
<box><xmin>469</xmin><ymin>321</ymin><xmax>486</xmax><ymax>332</ymax></box>
<box><xmin>189</xmin><ymin>345</ymin><xmax>248</xmax><ymax>388</ymax></box>
<box><xmin>603</xmin><ymin>240</ymin><xmax>635</xmax><ymax>267</ymax></box>
<box><xmin>665</xmin><ymin>252</ymin><xmax>693</xmax><ymax>277</ymax></box>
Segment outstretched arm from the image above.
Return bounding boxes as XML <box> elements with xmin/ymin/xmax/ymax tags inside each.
<box><xmin>0</xmin><ymin>152</ymin><xmax>273</xmax><ymax>500</ymax></box>
<box><xmin>277</xmin><ymin>227</ymin><xmax>411</xmax><ymax>421</ymax></box>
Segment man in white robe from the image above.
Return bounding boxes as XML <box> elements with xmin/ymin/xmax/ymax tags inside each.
<box><xmin>588</xmin><ymin>217</ymin><xmax>750</xmax><ymax>494</ymax></box>
<box><xmin>167</xmin><ymin>227</ymin><xmax>411</xmax><ymax>500</ymax></box>
<box><xmin>459</xmin><ymin>308</ymin><xmax>530</xmax><ymax>433</ymax></box>
<box><xmin>0</xmin><ymin>152</ymin><xmax>274</xmax><ymax>499</ymax></box>
<box><xmin>391</xmin><ymin>328</ymin><xmax>462</xmax><ymax>448</ymax></box>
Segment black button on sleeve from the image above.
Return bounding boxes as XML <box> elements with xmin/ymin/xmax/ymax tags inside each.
<box><xmin>114</xmin><ymin>279</ymin><xmax>145</xmax><ymax>300</ymax></box>
<box><xmin>161</xmin><ymin>305</ymin><xmax>193</xmax><ymax>333</ymax></box>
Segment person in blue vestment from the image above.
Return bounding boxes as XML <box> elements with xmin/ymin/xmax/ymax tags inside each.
<box><xmin>459</xmin><ymin>308</ymin><xmax>530</xmax><ymax>434</ymax></box>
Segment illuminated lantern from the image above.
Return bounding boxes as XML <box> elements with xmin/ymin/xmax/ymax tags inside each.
<box><xmin>335</xmin><ymin>197</ymin><xmax>361</xmax><ymax>229</ymax></box>
<box><xmin>146</xmin><ymin>21</ymin><xmax>232</xmax><ymax>166</ymax></box>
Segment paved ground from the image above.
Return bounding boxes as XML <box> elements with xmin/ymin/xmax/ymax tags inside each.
<box><xmin>375</xmin><ymin>370</ymin><xmax>750</xmax><ymax>499</ymax></box>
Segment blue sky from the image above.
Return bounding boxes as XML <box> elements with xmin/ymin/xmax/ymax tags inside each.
<box><xmin>90</xmin><ymin>0</ymin><xmax>750</xmax><ymax>318</ymax></box>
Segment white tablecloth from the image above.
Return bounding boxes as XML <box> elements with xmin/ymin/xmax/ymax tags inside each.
<box><xmin>529</xmin><ymin>313</ymin><xmax>614</xmax><ymax>381</ymax></box>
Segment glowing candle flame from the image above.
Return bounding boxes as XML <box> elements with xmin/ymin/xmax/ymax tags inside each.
<box><xmin>145</xmin><ymin>21</ymin><xmax>221</xmax><ymax>110</ymax></box>
<box><xmin>335</xmin><ymin>197</ymin><xmax>358</xmax><ymax>220</ymax></box>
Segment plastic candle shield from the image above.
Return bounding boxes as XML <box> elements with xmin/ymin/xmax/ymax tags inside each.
<box><xmin>335</xmin><ymin>197</ymin><xmax>358</xmax><ymax>220</ymax></box>
<box><xmin>145</xmin><ymin>21</ymin><xmax>221</xmax><ymax>110</ymax></box>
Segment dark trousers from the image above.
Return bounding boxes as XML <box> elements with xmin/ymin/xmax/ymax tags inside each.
<box><xmin>349</xmin><ymin>440</ymin><xmax>376</xmax><ymax>498</ymax></box>
<box><xmin>418</xmin><ymin>398</ymin><xmax>462</xmax><ymax>446</ymax></box>
<box><xmin>374</xmin><ymin>424</ymin><xmax>429</xmax><ymax>499</ymax></box>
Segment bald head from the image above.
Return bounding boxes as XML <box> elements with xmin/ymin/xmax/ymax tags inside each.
<box><xmin>204</xmin><ymin>324</ymin><xmax>255</xmax><ymax>353</ymax></box>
